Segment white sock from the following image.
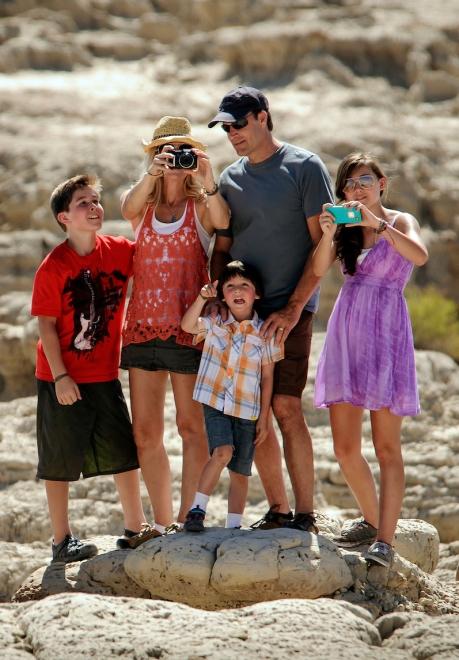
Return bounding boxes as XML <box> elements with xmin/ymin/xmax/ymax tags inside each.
<box><xmin>191</xmin><ymin>492</ymin><xmax>209</xmax><ymax>512</ymax></box>
<box><xmin>226</xmin><ymin>513</ymin><xmax>242</xmax><ymax>528</ymax></box>
<box><xmin>176</xmin><ymin>522</ymin><xmax>184</xmax><ymax>530</ymax></box>
<box><xmin>154</xmin><ymin>523</ymin><xmax>166</xmax><ymax>534</ymax></box>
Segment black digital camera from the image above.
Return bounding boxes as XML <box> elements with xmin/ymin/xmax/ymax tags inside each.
<box><xmin>169</xmin><ymin>148</ymin><xmax>197</xmax><ymax>170</ymax></box>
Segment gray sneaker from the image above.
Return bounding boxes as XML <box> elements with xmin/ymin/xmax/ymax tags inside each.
<box><xmin>364</xmin><ymin>541</ymin><xmax>394</xmax><ymax>568</ymax></box>
<box><xmin>333</xmin><ymin>518</ymin><xmax>377</xmax><ymax>548</ymax></box>
<box><xmin>52</xmin><ymin>535</ymin><xmax>98</xmax><ymax>563</ymax></box>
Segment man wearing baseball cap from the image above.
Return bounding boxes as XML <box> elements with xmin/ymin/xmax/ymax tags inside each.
<box><xmin>209</xmin><ymin>86</ymin><xmax>333</xmax><ymax>533</ymax></box>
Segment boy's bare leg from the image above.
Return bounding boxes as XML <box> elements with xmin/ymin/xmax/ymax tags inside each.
<box><xmin>196</xmin><ymin>445</ymin><xmax>233</xmax><ymax>497</ymax></box>
<box><xmin>129</xmin><ymin>368</ymin><xmax>173</xmax><ymax>527</ymax></box>
<box><xmin>253</xmin><ymin>422</ymin><xmax>290</xmax><ymax>513</ymax></box>
<box><xmin>45</xmin><ymin>480</ymin><xmax>71</xmax><ymax>544</ymax></box>
<box><xmin>228</xmin><ymin>471</ymin><xmax>249</xmax><ymax>515</ymax></box>
<box><xmin>171</xmin><ymin>372</ymin><xmax>209</xmax><ymax>522</ymax></box>
<box><xmin>113</xmin><ymin>469</ymin><xmax>147</xmax><ymax>532</ymax></box>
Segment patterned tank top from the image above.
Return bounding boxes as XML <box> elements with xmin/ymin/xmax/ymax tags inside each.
<box><xmin>123</xmin><ymin>199</ymin><xmax>209</xmax><ymax>348</ymax></box>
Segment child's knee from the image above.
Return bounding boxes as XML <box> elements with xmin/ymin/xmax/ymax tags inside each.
<box><xmin>211</xmin><ymin>444</ymin><xmax>233</xmax><ymax>465</ymax></box>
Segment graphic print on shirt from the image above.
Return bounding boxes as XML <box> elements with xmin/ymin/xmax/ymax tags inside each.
<box><xmin>63</xmin><ymin>268</ymin><xmax>127</xmax><ymax>353</ymax></box>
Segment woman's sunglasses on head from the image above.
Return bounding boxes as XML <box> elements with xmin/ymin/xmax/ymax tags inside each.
<box><xmin>221</xmin><ymin>114</ymin><xmax>251</xmax><ymax>133</ymax></box>
<box><xmin>343</xmin><ymin>174</ymin><xmax>377</xmax><ymax>191</ymax></box>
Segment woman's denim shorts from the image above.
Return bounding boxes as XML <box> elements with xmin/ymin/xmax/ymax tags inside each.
<box><xmin>203</xmin><ymin>404</ymin><xmax>256</xmax><ymax>476</ymax></box>
<box><xmin>120</xmin><ymin>336</ymin><xmax>201</xmax><ymax>374</ymax></box>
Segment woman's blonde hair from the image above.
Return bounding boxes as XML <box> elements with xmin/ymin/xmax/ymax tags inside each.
<box><xmin>143</xmin><ymin>150</ymin><xmax>205</xmax><ymax>207</ymax></box>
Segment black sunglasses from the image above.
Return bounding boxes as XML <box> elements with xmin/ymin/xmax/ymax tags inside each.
<box><xmin>221</xmin><ymin>114</ymin><xmax>252</xmax><ymax>133</ymax></box>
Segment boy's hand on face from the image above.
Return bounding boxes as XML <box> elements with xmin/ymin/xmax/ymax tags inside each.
<box><xmin>55</xmin><ymin>376</ymin><xmax>82</xmax><ymax>406</ymax></box>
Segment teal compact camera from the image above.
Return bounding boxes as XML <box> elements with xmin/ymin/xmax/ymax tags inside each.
<box><xmin>329</xmin><ymin>206</ymin><xmax>362</xmax><ymax>224</ymax></box>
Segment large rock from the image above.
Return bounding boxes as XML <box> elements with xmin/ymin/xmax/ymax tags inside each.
<box><xmin>382</xmin><ymin>612</ymin><xmax>459</xmax><ymax>657</ymax></box>
<box><xmin>4</xmin><ymin>593</ymin><xmax>405</xmax><ymax>659</ymax></box>
<box><xmin>125</xmin><ymin>528</ymin><xmax>353</xmax><ymax>610</ymax></box>
<box><xmin>12</xmin><ymin>536</ymin><xmax>149</xmax><ymax>603</ymax></box>
<box><xmin>0</xmin><ymin>541</ymin><xmax>49</xmax><ymax>602</ymax></box>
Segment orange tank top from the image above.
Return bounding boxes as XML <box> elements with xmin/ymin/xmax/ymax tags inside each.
<box><xmin>123</xmin><ymin>199</ymin><xmax>209</xmax><ymax>348</ymax></box>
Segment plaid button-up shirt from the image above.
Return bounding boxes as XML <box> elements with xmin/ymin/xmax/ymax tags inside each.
<box><xmin>193</xmin><ymin>312</ymin><xmax>283</xmax><ymax>420</ymax></box>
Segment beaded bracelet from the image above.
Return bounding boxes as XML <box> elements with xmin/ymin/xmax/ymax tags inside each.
<box><xmin>54</xmin><ymin>372</ymin><xmax>69</xmax><ymax>383</ymax></box>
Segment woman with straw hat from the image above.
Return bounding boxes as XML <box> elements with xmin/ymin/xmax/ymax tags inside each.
<box><xmin>119</xmin><ymin>116</ymin><xmax>229</xmax><ymax>540</ymax></box>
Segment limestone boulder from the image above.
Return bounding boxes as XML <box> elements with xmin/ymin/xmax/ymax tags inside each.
<box><xmin>74</xmin><ymin>30</ymin><xmax>152</xmax><ymax>60</ymax></box>
<box><xmin>382</xmin><ymin>612</ymin><xmax>459</xmax><ymax>656</ymax></box>
<box><xmin>12</xmin><ymin>536</ymin><xmax>149</xmax><ymax>603</ymax></box>
<box><xmin>0</xmin><ymin>541</ymin><xmax>49</xmax><ymax>602</ymax></box>
<box><xmin>11</xmin><ymin>593</ymin><xmax>399</xmax><ymax>659</ymax></box>
<box><xmin>393</xmin><ymin>519</ymin><xmax>439</xmax><ymax>574</ymax></box>
<box><xmin>124</xmin><ymin>527</ymin><xmax>352</xmax><ymax>610</ymax></box>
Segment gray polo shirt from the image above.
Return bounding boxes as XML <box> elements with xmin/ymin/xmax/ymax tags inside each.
<box><xmin>218</xmin><ymin>143</ymin><xmax>333</xmax><ymax>318</ymax></box>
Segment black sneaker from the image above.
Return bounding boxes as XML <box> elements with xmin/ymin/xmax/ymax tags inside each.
<box><xmin>184</xmin><ymin>506</ymin><xmax>206</xmax><ymax>532</ymax></box>
<box><xmin>250</xmin><ymin>505</ymin><xmax>293</xmax><ymax>530</ymax></box>
<box><xmin>52</xmin><ymin>535</ymin><xmax>98</xmax><ymax>563</ymax></box>
<box><xmin>284</xmin><ymin>512</ymin><xmax>319</xmax><ymax>534</ymax></box>
<box><xmin>116</xmin><ymin>523</ymin><xmax>161</xmax><ymax>549</ymax></box>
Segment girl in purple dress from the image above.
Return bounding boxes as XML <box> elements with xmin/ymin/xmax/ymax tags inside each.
<box><xmin>313</xmin><ymin>153</ymin><xmax>428</xmax><ymax>567</ymax></box>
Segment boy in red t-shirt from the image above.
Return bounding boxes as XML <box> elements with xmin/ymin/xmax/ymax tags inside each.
<box><xmin>31</xmin><ymin>174</ymin><xmax>158</xmax><ymax>563</ymax></box>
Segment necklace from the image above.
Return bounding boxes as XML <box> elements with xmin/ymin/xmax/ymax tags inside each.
<box><xmin>157</xmin><ymin>198</ymin><xmax>186</xmax><ymax>224</ymax></box>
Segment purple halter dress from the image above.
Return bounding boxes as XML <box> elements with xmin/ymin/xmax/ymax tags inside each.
<box><xmin>314</xmin><ymin>237</ymin><xmax>420</xmax><ymax>416</ymax></box>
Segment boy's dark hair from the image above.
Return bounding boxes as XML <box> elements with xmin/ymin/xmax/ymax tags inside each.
<box><xmin>50</xmin><ymin>174</ymin><xmax>102</xmax><ymax>232</ymax></box>
<box><xmin>217</xmin><ymin>260</ymin><xmax>264</xmax><ymax>300</ymax></box>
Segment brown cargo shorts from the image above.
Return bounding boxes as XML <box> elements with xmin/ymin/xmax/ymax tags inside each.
<box><xmin>273</xmin><ymin>310</ymin><xmax>313</xmax><ymax>398</ymax></box>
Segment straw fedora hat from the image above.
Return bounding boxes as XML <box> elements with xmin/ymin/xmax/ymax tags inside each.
<box><xmin>142</xmin><ymin>116</ymin><xmax>206</xmax><ymax>152</ymax></box>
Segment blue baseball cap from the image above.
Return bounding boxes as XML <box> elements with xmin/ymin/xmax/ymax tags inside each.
<box><xmin>208</xmin><ymin>86</ymin><xmax>269</xmax><ymax>128</ymax></box>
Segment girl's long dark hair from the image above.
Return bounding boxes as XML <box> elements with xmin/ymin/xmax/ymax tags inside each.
<box><xmin>334</xmin><ymin>153</ymin><xmax>386</xmax><ymax>275</ymax></box>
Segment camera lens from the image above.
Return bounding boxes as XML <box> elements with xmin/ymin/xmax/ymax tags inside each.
<box><xmin>178</xmin><ymin>151</ymin><xmax>195</xmax><ymax>169</ymax></box>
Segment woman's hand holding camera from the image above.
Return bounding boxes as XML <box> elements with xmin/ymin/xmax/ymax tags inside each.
<box><xmin>191</xmin><ymin>149</ymin><xmax>217</xmax><ymax>193</ymax></box>
<box><xmin>146</xmin><ymin>145</ymin><xmax>175</xmax><ymax>177</ymax></box>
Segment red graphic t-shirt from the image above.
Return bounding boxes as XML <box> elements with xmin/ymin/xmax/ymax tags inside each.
<box><xmin>31</xmin><ymin>234</ymin><xmax>134</xmax><ymax>383</ymax></box>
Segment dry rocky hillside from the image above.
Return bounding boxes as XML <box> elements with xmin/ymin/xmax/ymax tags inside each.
<box><xmin>1</xmin><ymin>0</ymin><xmax>459</xmax><ymax>657</ymax></box>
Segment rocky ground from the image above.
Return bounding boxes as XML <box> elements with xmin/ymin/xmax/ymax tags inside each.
<box><xmin>1</xmin><ymin>0</ymin><xmax>459</xmax><ymax>657</ymax></box>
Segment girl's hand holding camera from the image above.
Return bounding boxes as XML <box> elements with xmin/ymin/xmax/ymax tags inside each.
<box><xmin>319</xmin><ymin>203</ymin><xmax>339</xmax><ymax>237</ymax></box>
<box><xmin>340</xmin><ymin>201</ymin><xmax>383</xmax><ymax>230</ymax></box>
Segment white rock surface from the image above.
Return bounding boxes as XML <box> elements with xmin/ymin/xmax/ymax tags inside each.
<box><xmin>125</xmin><ymin>528</ymin><xmax>353</xmax><ymax>609</ymax></box>
<box><xmin>0</xmin><ymin>594</ymin><xmax>407</xmax><ymax>659</ymax></box>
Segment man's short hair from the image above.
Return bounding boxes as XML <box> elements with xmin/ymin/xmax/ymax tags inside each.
<box><xmin>208</xmin><ymin>86</ymin><xmax>273</xmax><ymax>131</ymax></box>
<box><xmin>50</xmin><ymin>174</ymin><xmax>102</xmax><ymax>232</ymax></box>
<box><xmin>217</xmin><ymin>260</ymin><xmax>264</xmax><ymax>300</ymax></box>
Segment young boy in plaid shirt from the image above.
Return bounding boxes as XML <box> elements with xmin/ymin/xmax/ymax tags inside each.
<box><xmin>181</xmin><ymin>260</ymin><xmax>283</xmax><ymax>532</ymax></box>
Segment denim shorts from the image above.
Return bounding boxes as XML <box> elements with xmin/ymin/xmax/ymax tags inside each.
<box><xmin>36</xmin><ymin>379</ymin><xmax>139</xmax><ymax>481</ymax></box>
<box><xmin>120</xmin><ymin>335</ymin><xmax>201</xmax><ymax>374</ymax></box>
<box><xmin>203</xmin><ymin>404</ymin><xmax>256</xmax><ymax>476</ymax></box>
